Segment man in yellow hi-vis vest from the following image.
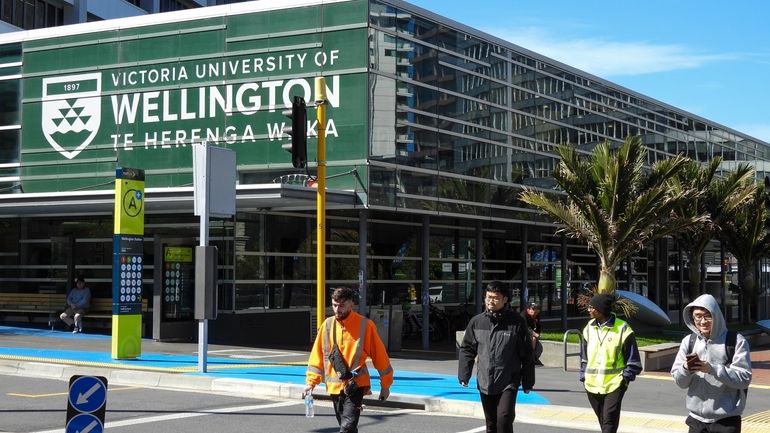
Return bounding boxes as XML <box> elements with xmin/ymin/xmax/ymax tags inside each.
<box><xmin>580</xmin><ymin>294</ymin><xmax>642</xmax><ymax>433</ymax></box>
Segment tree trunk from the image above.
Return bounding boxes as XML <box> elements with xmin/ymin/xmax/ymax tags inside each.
<box><xmin>688</xmin><ymin>253</ymin><xmax>702</xmax><ymax>303</ymax></box>
<box><xmin>598</xmin><ymin>266</ymin><xmax>616</xmax><ymax>294</ymax></box>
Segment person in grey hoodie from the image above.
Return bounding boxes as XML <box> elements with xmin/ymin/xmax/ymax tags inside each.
<box><xmin>671</xmin><ymin>294</ymin><xmax>752</xmax><ymax>433</ymax></box>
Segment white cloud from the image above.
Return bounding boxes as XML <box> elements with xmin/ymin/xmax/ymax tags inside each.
<box><xmin>489</xmin><ymin>27</ymin><xmax>733</xmax><ymax>77</ymax></box>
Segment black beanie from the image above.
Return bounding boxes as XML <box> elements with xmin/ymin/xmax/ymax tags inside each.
<box><xmin>589</xmin><ymin>294</ymin><xmax>613</xmax><ymax>317</ymax></box>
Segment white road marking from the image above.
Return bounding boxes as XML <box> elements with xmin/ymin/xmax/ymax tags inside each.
<box><xmin>30</xmin><ymin>400</ymin><xmax>300</xmax><ymax>433</ymax></box>
<box><xmin>207</xmin><ymin>349</ymin><xmax>304</xmax><ymax>358</ymax></box>
<box><xmin>454</xmin><ymin>427</ymin><xmax>486</xmax><ymax>433</ymax></box>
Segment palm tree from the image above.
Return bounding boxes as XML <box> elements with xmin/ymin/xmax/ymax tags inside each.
<box><xmin>670</xmin><ymin>158</ymin><xmax>755</xmax><ymax>301</ymax></box>
<box><xmin>520</xmin><ymin>136</ymin><xmax>704</xmax><ymax>294</ymax></box>
<box><xmin>718</xmin><ymin>182</ymin><xmax>770</xmax><ymax>323</ymax></box>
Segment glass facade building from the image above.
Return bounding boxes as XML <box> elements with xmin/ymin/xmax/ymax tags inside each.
<box><xmin>0</xmin><ymin>0</ymin><xmax>767</xmax><ymax>346</ymax></box>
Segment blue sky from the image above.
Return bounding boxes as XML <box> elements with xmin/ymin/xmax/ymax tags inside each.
<box><xmin>408</xmin><ymin>0</ymin><xmax>770</xmax><ymax>143</ymax></box>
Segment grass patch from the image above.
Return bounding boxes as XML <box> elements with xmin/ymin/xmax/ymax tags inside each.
<box><xmin>542</xmin><ymin>331</ymin><xmax>677</xmax><ymax>346</ymax></box>
<box><xmin>543</xmin><ymin>323</ymin><xmax>761</xmax><ymax>346</ymax></box>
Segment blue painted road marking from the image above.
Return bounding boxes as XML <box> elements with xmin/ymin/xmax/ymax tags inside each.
<box><xmin>66</xmin><ymin>413</ymin><xmax>103</xmax><ymax>433</ymax></box>
<box><xmin>69</xmin><ymin>376</ymin><xmax>106</xmax><ymax>413</ymax></box>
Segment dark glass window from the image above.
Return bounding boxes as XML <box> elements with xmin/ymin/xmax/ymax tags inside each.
<box><xmin>0</xmin><ymin>79</ymin><xmax>20</xmax><ymax>126</ymax></box>
<box><xmin>0</xmin><ymin>128</ymin><xmax>20</xmax><ymax>164</ymax></box>
<box><xmin>1</xmin><ymin>0</ymin><xmax>12</xmax><ymax>23</ymax></box>
<box><xmin>0</xmin><ymin>0</ymin><xmax>62</xmax><ymax>30</ymax></box>
<box><xmin>23</xmin><ymin>0</ymin><xmax>33</xmax><ymax>29</ymax></box>
<box><xmin>33</xmin><ymin>0</ymin><xmax>44</xmax><ymax>27</ymax></box>
<box><xmin>13</xmin><ymin>0</ymin><xmax>22</xmax><ymax>27</ymax></box>
<box><xmin>369</xmin><ymin>0</ymin><xmax>396</xmax><ymax>30</ymax></box>
<box><xmin>0</xmin><ymin>42</ymin><xmax>20</xmax><ymax>64</ymax></box>
<box><xmin>160</xmin><ymin>0</ymin><xmax>199</xmax><ymax>13</ymax></box>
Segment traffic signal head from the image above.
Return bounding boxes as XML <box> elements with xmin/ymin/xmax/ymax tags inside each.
<box><xmin>282</xmin><ymin>96</ymin><xmax>307</xmax><ymax>168</ymax></box>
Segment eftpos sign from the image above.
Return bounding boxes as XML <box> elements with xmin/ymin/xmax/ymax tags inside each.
<box><xmin>41</xmin><ymin>73</ymin><xmax>102</xmax><ymax>160</ymax></box>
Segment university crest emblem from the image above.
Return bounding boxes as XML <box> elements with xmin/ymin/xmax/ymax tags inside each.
<box><xmin>41</xmin><ymin>73</ymin><xmax>101</xmax><ymax>159</ymax></box>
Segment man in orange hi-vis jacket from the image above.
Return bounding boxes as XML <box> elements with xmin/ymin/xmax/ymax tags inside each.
<box><xmin>304</xmin><ymin>287</ymin><xmax>394</xmax><ymax>432</ymax></box>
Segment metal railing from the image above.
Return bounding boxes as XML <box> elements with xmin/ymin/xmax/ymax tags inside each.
<box><xmin>563</xmin><ymin>328</ymin><xmax>584</xmax><ymax>372</ymax></box>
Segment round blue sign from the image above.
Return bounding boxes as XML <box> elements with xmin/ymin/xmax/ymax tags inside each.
<box><xmin>69</xmin><ymin>376</ymin><xmax>107</xmax><ymax>413</ymax></box>
<box><xmin>66</xmin><ymin>413</ymin><xmax>103</xmax><ymax>433</ymax></box>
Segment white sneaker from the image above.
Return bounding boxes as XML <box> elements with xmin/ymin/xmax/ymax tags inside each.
<box><xmin>72</xmin><ymin>328</ymin><xmax>78</xmax><ymax>333</ymax></box>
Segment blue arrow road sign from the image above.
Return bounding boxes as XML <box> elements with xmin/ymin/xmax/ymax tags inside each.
<box><xmin>66</xmin><ymin>413</ymin><xmax>103</xmax><ymax>433</ymax></box>
<box><xmin>68</xmin><ymin>376</ymin><xmax>107</xmax><ymax>413</ymax></box>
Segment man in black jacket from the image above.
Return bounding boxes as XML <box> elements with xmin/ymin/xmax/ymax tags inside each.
<box><xmin>459</xmin><ymin>281</ymin><xmax>536</xmax><ymax>433</ymax></box>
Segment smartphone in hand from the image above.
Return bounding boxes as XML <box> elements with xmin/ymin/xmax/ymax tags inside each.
<box><xmin>685</xmin><ymin>353</ymin><xmax>700</xmax><ymax>370</ymax></box>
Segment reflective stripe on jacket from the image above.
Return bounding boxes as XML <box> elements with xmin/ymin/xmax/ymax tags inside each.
<box><xmin>306</xmin><ymin>311</ymin><xmax>394</xmax><ymax>395</ymax></box>
<box><xmin>581</xmin><ymin>316</ymin><xmax>640</xmax><ymax>394</ymax></box>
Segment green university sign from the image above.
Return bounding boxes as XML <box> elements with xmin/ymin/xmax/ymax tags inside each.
<box><xmin>20</xmin><ymin>0</ymin><xmax>368</xmax><ymax>192</ymax></box>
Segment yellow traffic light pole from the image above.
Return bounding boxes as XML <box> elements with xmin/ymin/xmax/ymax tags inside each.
<box><xmin>315</xmin><ymin>77</ymin><xmax>327</xmax><ymax>331</ymax></box>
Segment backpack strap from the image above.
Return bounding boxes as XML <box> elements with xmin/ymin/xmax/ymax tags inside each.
<box><xmin>725</xmin><ymin>330</ymin><xmax>736</xmax><ymax>366</ymax></box>
<box><xmin>687</xmin><ymin>333</ymin><xmax>697</xmax><ymax>354</ymax></box>
<box><xmin>688</xmin><ymin>331</ymin><xmax>736</xmax><ymax>363</ymax></box>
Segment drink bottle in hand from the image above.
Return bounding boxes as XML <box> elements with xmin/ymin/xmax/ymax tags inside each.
<box><xmin>304</xmin><ymin>391</ymin><xmax>314</xmax><ymax>418</ymax></box>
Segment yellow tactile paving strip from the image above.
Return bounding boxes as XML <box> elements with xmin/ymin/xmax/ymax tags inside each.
<box><xmin>0</xmin><ymin>354</ymin><xmax>304</xmax><ymax>373</ymax></box>
<box><xmin>744</xmin><ymin>409</ymin><xmax>770</xmax><ymax>423</ymax></box>
<box><xmin>521</xmin><ymin>406</ymin><xmax>770</xmax><ymax>433</ymax></box>
<box><xmin>640</xmin><ymin>371</ymin><xmax>770</xmax><ymax>390</ymax></box>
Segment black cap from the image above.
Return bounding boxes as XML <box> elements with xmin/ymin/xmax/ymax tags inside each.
<box><xmin>589</xmin><ymin>294</ymin><xmax>613</xmax><ymax>317</ymax></box>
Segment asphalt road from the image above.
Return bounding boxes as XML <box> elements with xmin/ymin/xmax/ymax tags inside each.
<box><xmin>2</xmin><ymin>374</ymin><xmax>592</xmax><ymax>433</ymax></box>
<box><xmin>2</xmin><ymin>328</ymin><xmax>770</xmax><ymax>433</ymax></box>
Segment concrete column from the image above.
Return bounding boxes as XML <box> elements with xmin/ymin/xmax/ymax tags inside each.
<box><xmin>475</xmin><ymin>220</ymin><xmax>483</xmax><ymax>314</ymax></box>
<box><xmin>720</xmin><ymin>242</ymin><xmax>726</xmax><ymax>319</ymax></box>
<box><xmin>421</xmin><ymin>215</ymin><xmax>430</xmax><ymax>350</ymax></box>
<box><xmin>678</xmin><ymin>242</ymin><xmax>684</xmax><ymax>327</ymax></box>
<box><xmin>561</xmin><ymin>234</ymin><xmax>567</xmax><ymax>329</ymax></box>
<box><xmin>520</xmin><ymin>225</ymin><xmax>528</xmax><ymax>308</ymax></box>
<box><xmin>358</xmin><ymin>209</ymin><xmax>368</xmax><ymax>314</ymax></box>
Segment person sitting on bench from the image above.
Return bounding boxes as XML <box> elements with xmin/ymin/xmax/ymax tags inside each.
<box><xmin>60</xmin><ymin>277</ymin><xmax>91</xmax><ymax>333</ymax></box>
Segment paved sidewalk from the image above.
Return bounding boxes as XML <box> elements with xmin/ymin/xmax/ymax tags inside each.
<box><xmin>2</xmin><ymin>325</ymin><xmax>769</xmax><ymax>433</ymax></box>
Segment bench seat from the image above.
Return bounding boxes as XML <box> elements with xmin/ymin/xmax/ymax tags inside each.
<box><xmin>0</xmin><ymin>293</ymin><xmax>67</xmax><ymax>328</ymax></box>
<box><xmin>638</xmin><ymin>342</ymin><xmax>681</xmax><ymax>371</ymax></box>
<box><xmin>0</xmin><ymin>293</ymin><xmax>149</xmax><ymax>332</ymax></box>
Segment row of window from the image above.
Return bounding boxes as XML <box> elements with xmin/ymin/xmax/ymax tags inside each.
<box><xmin>0</xmin><ymin>212</ymin><xmax>743</xmax><ymax>316</ymax></box>
<box><xmin>0</xmin><ymin>0</ymin><xmax>63</xmax><ymax>30</ymax></box>
<box><xmin>0</xmin><ymin>0</ymin><xmax>240</xmax><ymax>31</ymax></box>
<box><xmin>369</xmin><ymin>1</ymin><xmax>763</xmax><ymax>162</ymax></box>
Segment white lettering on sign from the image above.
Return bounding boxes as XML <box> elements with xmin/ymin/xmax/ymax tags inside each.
<box><xmin>109</xmin><ymin>51</ymin><xmax>338</xmax><ymax>87</ymax></box>
<box><xmin>110</xmin><ymin>76</ymin><xmax>340</xmax><ymax>125</ymax></box>
<box><xmin>49</xmin><ymin>49</ymin><xmax>346</xmax><ymax>154</ymax></box>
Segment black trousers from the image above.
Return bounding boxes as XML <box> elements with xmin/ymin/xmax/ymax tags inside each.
<box><xmin>586</xmin><ymin>383</ymin><xmax>627</xmax><ymax>433</ymax></box>
<box><xmin>479</xmin><ymin>387</ymin><xmax>519</xmax><ymax>433</ymax></box>
<box><xmin>686</xmin><ymin>415</ymin><xmax>742</xmax><ymax>433</ymax></box>
<box><xmin>331</xmin><ymin>386</ymin><xmax>367</xmax><ymax>433</ymax></box>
